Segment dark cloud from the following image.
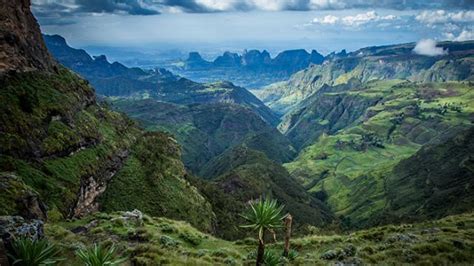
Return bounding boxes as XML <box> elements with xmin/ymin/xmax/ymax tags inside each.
<box><xmin>76</xmin><ymin>0</ymin><xmax>160</xmax><ymax>15</ymax></box>
<box><xmin>31</xmin><ymin>0</ymin><xmax>474</xmax><ymax>23</ymax></box>
<box><xmin>158</xmin><ymin>0</ymin><xmax>214</xmax><ymax>13</ymax></box>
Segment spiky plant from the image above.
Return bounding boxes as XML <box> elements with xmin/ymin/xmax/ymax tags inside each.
<box><xmin>7</xmin><ymin>238</ymin><xmax>63</xmax><ymax>266</ymax></box>
<box><xmin>241</xmin><ymin>197</ymin><xmax>287</xmax><ymax>265</ymax></box>
<box><xmin>263</xmin><ymin>250</ymin><xmax>281</xmax><ymax>266</ymax></box>
<box><xmin>287</xmin><ymin>249</ymin><xmax>298</xmax><ymax>261</ymax></box>
<box><xmin>75</xmin><ymin>244</ymin><xmax>126</xmax><ymax>266</ymax></box>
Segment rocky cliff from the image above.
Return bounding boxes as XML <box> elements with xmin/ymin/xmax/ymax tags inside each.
<box><xmin>0</xmin><ymin>0</ymin><xmax>215</xmax><ymax>232</ymax></box>
<box><xmin>0</xmin><ymin>0</ymin><xmax>56</xmax><ymax>72</ymax></box>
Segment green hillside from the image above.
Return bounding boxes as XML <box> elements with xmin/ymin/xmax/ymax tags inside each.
<box><xmin>192</xmin><ymin>146</ymin><xmax>332</xmax><ymax>239</ymax></box>
<box><xmin>0</xmin><ymin>68</ymin><xmax>215</xmax><ymax>230</ymax></box>
<box><xmin>110</xmin><ymin>98</ymin><xmax>295</xmax><ymax>174</ymax></box>
<box><xmin>45</xmin><ymin>210</ymin><xmax>474</xmax><ymax>265</ymax></box>
<box><xmin>255</xmin><ymin>41</ymin><xmax>474</xmax><ymax>115</ymax></box>
<box><xmin>284</xmin><ymin>80</ymin><xmax>474</xmax><ymax>227</ymax></box>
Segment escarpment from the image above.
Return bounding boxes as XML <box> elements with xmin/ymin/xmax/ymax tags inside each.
<box><xmin>0</xmin><ymin>0</ymin><xmax>56</xmax><ymax>72</ymax></box>
<box><xmin>0</xmin><ymin>0</ymin><xmax>215</xmax><ymax>232</ymax></box>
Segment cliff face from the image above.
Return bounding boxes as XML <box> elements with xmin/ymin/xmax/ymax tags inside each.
<box><xmin>0</xmin><ymin>0</ymin><xmax>56</xmax><ymax>72</ymax></box>
<box><xmin>0</xmin><ymin>0</ymin><xmax>215</xmax><ymax>231</ymax></box>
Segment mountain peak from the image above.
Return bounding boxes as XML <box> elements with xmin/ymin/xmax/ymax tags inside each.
<box><xmin>93</xmin><ymin>55</ymin><xmax>109</xmax><ymax>62</ymax></box>
<box><xmin>213</xmin><ymin>51</ymin><xmax>242</xmax><ymax>67</ymax></box>
<box><xmin>187</xmin><ymin>51</ymin><xmax>204</xmax><ymax>61</ymax></box>
<box><xmin>43</xmin><ymin>34</ymin><xmax>67</xmax><ymax>46</ymax></box>
<box><xmin>0</xmin><ymin>0</ymin><xmax>57</xmax><ymax>73</ymax></box>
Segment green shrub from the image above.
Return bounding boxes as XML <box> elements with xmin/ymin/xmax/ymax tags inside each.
<box><xmin>159</xmin><ymin>235</ymin><xmax>179</xmax><ymax>247</ymax></box>
<box><xmin>287</xmin><ymin>249</ymin><xmax>299</xmax><ymax>261</ymax></box>
<box><xmin>7</xmin><ymin>238</ymin><xmax>63</xmax><ymax>266</ymax></box>
<box><xmin>263</xmin><ymin>250</ymin><xmax>281</xmax><ymax>266</ymax></box>
<box><xmin>158</xmin><ymin>223</ymin><xmax>176</xmax><ymax>233</ymax></box>
<box><xmin>46</xmin><ymin>208</ymin><xmax>63</xmax><ymax>222</ymax></box>
<box><xmin>75</xmin><ymin>243</ymin><xmax>126</xmax><ymax>266</ymax></box>
<box><xmin>179</xmin><ymin>231</ymin><xmax>202</xmax><ymax>246</ymax></box>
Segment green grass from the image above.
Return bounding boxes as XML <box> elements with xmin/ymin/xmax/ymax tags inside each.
<box><xmin>99</xmin><ymin>132</ymin><xmax>215</xmax><ymax>232</ymax></box>
<box><xmin>285</xmin><ymin>81</ymin><xmax>474</xmax><ymax>228</ymax></box>
<box><xmin>45</xmin><ymin>211</ymin><xmax>250</xmax><ymax>265</ymax></box>
<box><xmin>44</xmin><ymin>211</ymin><xmax>474</xmax><ymax>265</ymax></box>
<box><xmin>0</xmin><ymin>69</ymin><xmax>215</xmax><ymax>232</ymax></box>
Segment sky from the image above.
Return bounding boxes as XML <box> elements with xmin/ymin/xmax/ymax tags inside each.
<box><xmin>32</xmin><ymin>0</ymin><xmax>474</xmax><ymax>59</ymax></box>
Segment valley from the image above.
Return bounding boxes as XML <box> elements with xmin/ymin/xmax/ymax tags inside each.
<box><xmin>0</xmin><ymin>0</ymin><xmax>473</xmax><ymax>265</ymax></box>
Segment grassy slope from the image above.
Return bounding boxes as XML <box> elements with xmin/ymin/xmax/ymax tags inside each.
<box><xmin>0</xmin><ymin>69</ymin><xmax>137</xmax><ymax>216</ymax></box>
<box><xmin>45</xmin><ymin>211</ymin><xmax>474</xmax><ymax>265</ymax></box>
<box><xmin>192</xmin><ymin>146</ymin><xmax>332</xmax><ymax>240</ymax></box>
<box><xmin>110</xmin><ymin>99</ymin><xmax>295</xmax><ymax>174</ymax></box>
<box><xmin>285</xmin><ymin>80</ymin><xmax>474</xmax><ymax>227</ymax></box>
<box><xmin>384</xmin><ymin>126</ymin><xmax>474</xmax><ymax>222</ymax></box>
<box><xmin>0</xmin><ymin>69</ymin><xmax>214</xmax><ymax>230</ymax></box>
<box><xmin>99</xmin><ymin>132</ymin><xmax>215</xmax><ymax>232</ymax></box>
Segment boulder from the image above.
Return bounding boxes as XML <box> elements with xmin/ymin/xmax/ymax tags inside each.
<box><xmin>0</xmin><ymin>216</ymin><xmax>44</xmax><ymax>249</ymax></box>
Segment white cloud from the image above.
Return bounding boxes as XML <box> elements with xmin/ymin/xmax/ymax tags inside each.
<box><xmin>311</xmin><ymin>11</ymin><xmax>397</xmax><ymax>27</ymax></box>
<box><xmin>195</xmin><ymin>0</ymin><xmax>243</xmax><ymax>11</ymax></box>
<box><xmin>341</xmin><ymin>11</ymin><xmax>396</xmax><ymax>26</ymax></box>
<box><xmin>312</xmin><ymin>14</ymin><xmax>339</xmax><ymax>24</ymax></box>
<box><xmin>412</xmin><ymin>39</ymin><xmax>448</xmax><ymax>56</ymax></box>
<box><xmin>415</xmin><ymin>10</ymin><xmax>474</xmax><ymax>24</ymax></box>
<box><xmin>308</xmin><ymin>0</ymin><xmax>346</xmax><ymax>9</ymax></box>
<box><xmin>453</xmin><ymin>29</ymin><xmax>474</xmax><ymax>41</ymax></box>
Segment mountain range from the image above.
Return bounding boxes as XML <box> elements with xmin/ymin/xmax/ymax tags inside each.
<box><xmin>43</xmin><ymin>34</ymin><xmax>280</xmax><ymax>126</ymax></box>
<box><xmin>166</xmin><ymin>48</ymin><xmax>325</xmax><ymax>88</ymax></box>
<box><xmin>255</xmin><ymin>40</ymin><xmax>474</xmax><ymax>116</ymax></box>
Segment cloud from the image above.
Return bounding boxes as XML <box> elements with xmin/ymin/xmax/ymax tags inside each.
<box><xmin>415</xmin><ymin>10</ymin><xmax>474</xmax><ymax>24</ymax></box>
<box><xmin>454</xmin><ymin>29</ymin><xmax>474</xmax><ymax>41</ymax></box>
<box><xmin>312</xmin><ymin>15</ymin><xmax>339</xmax><ymax>24</ymax></box>
<box><xmin>445</xmin><ymin>28</ymin><xmax>474</xmax><ymax>41</ymax></box>
<box><xmin>412</xmin><ymin>39</ymin><xmax>448</xmax><ymax>56</ymax></box>
<box><xmin>341</xmin><ymin>11</ymin><xmax>396</xmax><ymax>26</ymax></box>
<box><xmin>75</xmin><ymin>0</ymin><xmax>160</xmax><ymax>15</ymax></box>
<box><xmin>32</xmin><ymin>0</ymin><xmax>474</xmax><ymax>18</ymax></box>
<box><xmin>311</xmin><ymin>11</ymin><xmax>397</xmax><ymax>26</ymax></box>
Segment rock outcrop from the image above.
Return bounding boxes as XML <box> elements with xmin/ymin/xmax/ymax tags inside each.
<box><xmin>0</xmin><ymin>216</ymin><xmax>44</xmax><ymax>247</ymax></box>
<box><xmin>174</xmin><ymin>48</ymin><xmax>326</xmax><ymax>88</ymax></box>
<box><xmin>0</xmin><ymin>0</ymin><xmax>56</xmax><ymax>73</ymax></box>
<box><xmin>185</xmin><ymin>52</ymin><xmax>211</xmax><ymax>69</ymax></box>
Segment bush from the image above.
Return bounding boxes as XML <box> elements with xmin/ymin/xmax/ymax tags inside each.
<box><xmin>76</xmin><ymin>243</ymin><xmax>126</xmax><ymax>266</ymax></box>
<box><xmin>287</xmin><ymin>249</ymin><xmax>299</xmax><ymax>261</ymax></box>
<box><xmin>263</xmin><ymin>250</ymin><xmax>281</xmax><ymax>266</ymax></box>
<box><xmin>7</xmin><ymin>238</ymin><xmax>63</xmax><ymax>266</ymax></box>
<box><xmin>159</xmin><ymin>235</ymin><xmax>179</xmax><ymax>247</ymax></box>
<box><xmin>179</xmin><ymin>231</ymin><xmax>202</xmax><ymax>246</ymax></box>
<box><xmin>46</xmin><ymin>208</ymin><xmax>63</xmax><ymax>222</ymax></box>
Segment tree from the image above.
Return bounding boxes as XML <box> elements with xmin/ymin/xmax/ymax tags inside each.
<box><xmin>241</xmin><ymin>197</ymin><xmax>287</xmax><ymax>265</ymax></box>
<box><xmin>283</xmin><ymin>214</ymin><xmax>293</xmax><ymax>257</ymax></box>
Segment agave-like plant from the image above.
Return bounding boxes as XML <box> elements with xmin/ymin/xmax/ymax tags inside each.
<box><xmin>8</xmin><ymin>237</ymin><xmax>63</xmax><ymax>266</ymax></box>
<box><xmin>263</xmin><ymin>250</ymin><xmax>281</xmax><ymax>266</ymax></box>
<box><xmin>75</xmin><ymin>243</ymin><xmax>126</xmax><ymax>266</ymax></box>
<box><xmin>241</xmin><ymin>197</ymin><xmax>287</xmax><ymax>265</ymax></box>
